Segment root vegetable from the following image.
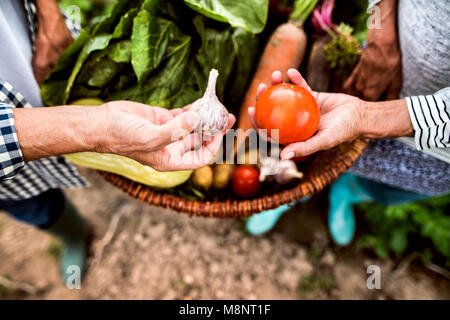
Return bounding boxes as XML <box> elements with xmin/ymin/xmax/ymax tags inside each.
<box><xmin>191</xmin><ymin>165</ymin><xmax>213</xmax><ymax>191</ymax></box>
<box><xmin>259</xmin><ymin>157</ymin><xmax>303</xmax><ymax>185</ymax></box>
<box><xmin>213</xmin><ymin>164</ymin><xmax>235</xmax><ymax>189</ymax></box>
<box><xmin>306</xmin><ymin>36</ymin><xmax>331</xmax><ymax>92</ymax></box>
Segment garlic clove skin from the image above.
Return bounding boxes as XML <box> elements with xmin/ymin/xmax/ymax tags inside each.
<box><xmin>190</xmin><ymin>69</ymin><xmax>229</xmax><ymax>135</ymax></box>
<box><xmin>275</xmin><ymin>160</ymin><xmax>303</xmax><ymax>184</ymax></box>
<box><xmin>259</xmin><ymin>157</ymin><xmax>303</xmax><ymax>185</ymax></box>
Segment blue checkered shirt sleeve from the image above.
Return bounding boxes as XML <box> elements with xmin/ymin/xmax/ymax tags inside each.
<box><xmin>0</xmin><ymin>103</ymin><xmax>25</xmax><ymax>181</ymax></box>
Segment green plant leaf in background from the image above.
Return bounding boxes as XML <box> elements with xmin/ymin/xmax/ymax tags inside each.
<box><xmin>184</xmin><ymin>0</ymin><xmax>269</xmax><ymax>33</ymax></box>
<box><xmin>356</xmin><ymin>195</ymin><xmax>450</xmax><ymax>264</ymax></box>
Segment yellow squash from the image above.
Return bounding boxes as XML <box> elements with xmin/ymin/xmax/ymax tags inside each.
<box><xmin>64</xmin><ymin>98</ymin><xmax>192</xmax><ymax>188</ymax></box>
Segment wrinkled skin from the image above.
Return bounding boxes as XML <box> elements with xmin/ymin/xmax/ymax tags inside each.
<box><xmin>99</xmin><ymin>101</ymin><xmax>236</xmax><ymax>171</ymax></box>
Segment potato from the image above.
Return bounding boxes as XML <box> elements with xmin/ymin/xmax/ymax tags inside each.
<box><xmin>191</xmin><ymin>165</ymin><xmax>213</xmax><ymax>190</ymax></box>
<box><xmin>213</xmin><ymin>164</ymin><xmax>235</xmax><ymax>189</ymax></box>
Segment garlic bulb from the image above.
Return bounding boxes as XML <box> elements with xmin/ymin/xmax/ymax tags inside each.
<box><xmin>259</xmin><ymin>157</ymin><xmax>303</xmax><ymax>185</ymax></box>
<box><xmin>191</xmin><ymin>69</ymin><xmax>229</xmax><ymax>135</ymax></box>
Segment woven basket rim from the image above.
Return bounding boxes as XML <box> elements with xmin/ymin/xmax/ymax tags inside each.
<box><xmin>97</xmin><ymin>138</ymin><xmax>368</xmax><ymax>218</ymax></box>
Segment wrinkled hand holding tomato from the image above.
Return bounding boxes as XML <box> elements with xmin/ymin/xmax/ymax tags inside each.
<box><xmin>255</xmin><ymin>83</ymin><xmax>320</xmax><ymax>144</ymax></box>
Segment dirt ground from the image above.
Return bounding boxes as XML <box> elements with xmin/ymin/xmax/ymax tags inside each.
<box><xmin>0</xmin><ymin>168</ymin><xmax>449</xmax><ymax>300</ymax></box>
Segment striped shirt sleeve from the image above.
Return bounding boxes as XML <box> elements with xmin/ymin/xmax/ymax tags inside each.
<box><xmin>0</xmin><ymin>103</ymin><xmax>25</xmax><ymax>181</ymax></box>
<box><xmin>405</xmin><ymin>88</ymin><xmax>450</xmax><ymax>150</ymax></box>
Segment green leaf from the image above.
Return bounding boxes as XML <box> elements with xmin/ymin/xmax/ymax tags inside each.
<box><xmin>131</xmin><ymin>11</ymin><xmax>175</xmax><ymax>83</ymax></box>
<box><xmin>92</xmin><ymin>0</ymin><xmax>144</xmax><ymax>35</ymax></box>
<box><xmin>374</xmin><ymin>241</ymin><xmax>390</xmax><ymax>260</ymax></box>
<box><xmin>63</xmin><ymin>34</ymin><xmax>113</xmax><ymax>103</ymax></box>
<box><xmin>87</xmin><ymin>58</ymin><xmax>123</xmax><ymax>88</ymax></box>
<box><xmin>40</xmin><ymin>80</ymin><xmax>69</xmax><ymax>106</ymax></box>
<box><xmin>390</xmin><ymin>229</ymin><xmax>408</xmax><ymax>255</ymax></box>
<box><xmin>40</xmin><ymin>30</ymin><xmax>90</xmax><ymax>106</ymax></box>
<box><xmin>112</xmin><ymin>8</ymin><xmax>140</xmax><ymax>39</ymax></box>
<box><xmin>225</xmin><ymin>27</ymin><xmax>258</xmax><ymax>109</ymax></box>
<box><xmin>184</xmin><ymin>0</ymin><xmax>269</xmax><ymax>33</ymax></box>
<box><xmin>112</xmin><ymin>35</ymin><xmax>192</xmax><ymax>107</ymax></box>
<box><xmin>108</xmin><ymin>40</ymin><xmax>132</xmax><ymax>63</ymax></box>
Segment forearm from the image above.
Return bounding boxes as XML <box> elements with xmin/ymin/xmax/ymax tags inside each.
<box><xmin>359</xmin><ymin>91</ymin><xmax>450</xmax><ymax>150</ymax></box>
<box><xmin>13</xmin><ymin>106</ymin><xmax>103</xmax><ymax>161</ymax></box>
<box><xmin>359</xmin><ymin>99</ymin><xmax>413</xmax><ymax>139</ymax></box>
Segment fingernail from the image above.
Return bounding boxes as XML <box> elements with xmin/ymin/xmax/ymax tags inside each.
<box><xmin>185</xmin><ymin>111</ymin><xmax>200</xmax><ymax>129</ymax></box>
<box><xmin>282</xmin><ymin>152</ymin><xmax>295</xmax><ymax>160</ymax></box>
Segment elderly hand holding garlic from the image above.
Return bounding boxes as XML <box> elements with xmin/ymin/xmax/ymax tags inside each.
<box><xmin>97</xmin><ymin>69</ymin><xmax>235</xmax><ymax>171</ymax></box>
<box><xmin>15</xmin><ymin>69</ymin><xmax>235</xmax><ymax>172</ymax></box>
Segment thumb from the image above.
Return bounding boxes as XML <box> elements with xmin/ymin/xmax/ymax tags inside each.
<box><xmin>154</xmin><ymin>111</ymin><xmax>201</xmax><ymax>147</ymax></box>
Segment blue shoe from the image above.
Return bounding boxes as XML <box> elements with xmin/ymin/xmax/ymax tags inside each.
<box><xmin>328</xmin><ymin>174</ymin><xmax>372</xmax><ymax>246</ymax></box>
<box><xmin>246</xmin><ymin>196</ymin><xmax>311</xmax><ymax>235</ymax></box>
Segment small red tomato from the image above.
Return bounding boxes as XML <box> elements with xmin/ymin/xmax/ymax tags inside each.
<box><xmin>255</xmin><ymin>83</ymin><xmax>320</xmax><ymax>144</ymax></box>
<box><xmin>232</xmin><ymin>165</ymin><xmax>261</xmax><ymax>198</ymax></box>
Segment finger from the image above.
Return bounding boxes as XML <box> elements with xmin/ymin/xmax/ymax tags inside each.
<box><xmin>172</xmin><ymin>132</ymin><xmax>224</xmax><ymax>170</ymax></box>
<box><xmin>154</xmin><ymin>111</ymin><xmax>200</xmax><ymax>148</ymax></box>
<box><xmin>287</xmin><ymin>69</ymin><xmax>312</xmax><ymax>92</ymax></box>
<box><xmin>271</xmin><ymin>71</ymin><xmax>283</xmax><ymax>84</ymax></box>
<box><xmin>280</xmin><ymin>134</ymin><xmax>333</xmax><ymax>158</ymax></box>
<box><xmin>247</xmin><ymin>106</ymin><xmax>273</xmax><ymax>142</ymax></box>
<box><xmin>385</xmin><ymin>70</ymin><xmax>402</xmax><ymax>100</ymax></box>
<box><xmin>196</xmin><ymin>132</ymin><xmax>224</xmax><ymax>166</ymax></box>
<box><xmin>183</xmin><ymin>114</ymin><xmax>233</xmax><ymax>153</ymax></box>
<box><xmin>256</xmin><ymin>83</ymin><xmax>268</xmax><ymax>99</ymax></box>
<box><xmin>248</xmin><ymin>106</ymin><xmax>257</xmax><ymax>128</ymax></box>
<box><xmin>226</xmin><ymin>113</ymin><xmax>236</xmax><ymax>130</ymax></box>
<box><xmin>170</xmin><ymin>108</ymin><xmax>184</xmax><ymax>117</ymax></box>
<box><xmin>181</xmin><ymin>132</ymin><xmax>203</xmax><ymax>151</ymax></box>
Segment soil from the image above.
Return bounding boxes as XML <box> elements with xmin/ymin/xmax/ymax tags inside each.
<box><xmin>0</xmin><ymin>168</ymin><xmax>449</xmax><ymax>300</ymax></box>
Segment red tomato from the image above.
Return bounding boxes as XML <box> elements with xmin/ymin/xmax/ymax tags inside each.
<box><xmin>232</xmin><ymin>165</ymin><xmax>261</xmax><ymax>198</ymax></box>
<box><xmin>255</xmin><ymin>83</ymin><xmax>320</xmax><ymax>144</ymax></box>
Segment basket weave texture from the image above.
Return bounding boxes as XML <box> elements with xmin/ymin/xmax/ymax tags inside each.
<box><xmin>97</xmin><ymin>138</ymin><xmax>368</xmax><ymax>218</ymax></box>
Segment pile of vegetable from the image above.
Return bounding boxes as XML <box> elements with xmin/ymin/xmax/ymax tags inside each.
<box><xmin>187</xmin><ymin>151</ymin><xmax>306</xmax><ymax>200</ymax></box>
<box><xmin>44</xmin><ymin>0</ymin><xmax>367</xmax><ymax>201</ymax></box>
<box><xmin>43</xmin><ymin>0</ymin><xmax>268</xmax><ymax>189</ymax></box>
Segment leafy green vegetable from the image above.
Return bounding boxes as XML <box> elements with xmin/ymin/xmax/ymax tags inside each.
<box><xmin>59</xmin><ymin>0</ymin><xmax>115</xmax><ymax>30</ymax></box>
<box><xmin>43</xmin><ymin>0</ymin><xmax>264</xmax><ymax>111</ymax></box>
<box><xmin>324</xmin><ymin>23</ymin><xmax>361</xmax><ymax>76</ymax></box>
<box><xmin>184</xmin><ymin>0</ymin><xmax>268</xmax><ymax>33</ymax></box>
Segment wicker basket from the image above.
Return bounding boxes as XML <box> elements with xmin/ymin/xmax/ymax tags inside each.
<box><xmin>96</xmin><ymin>138</ymin><xmax>368</xmax><ymax>218</ymax></box>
